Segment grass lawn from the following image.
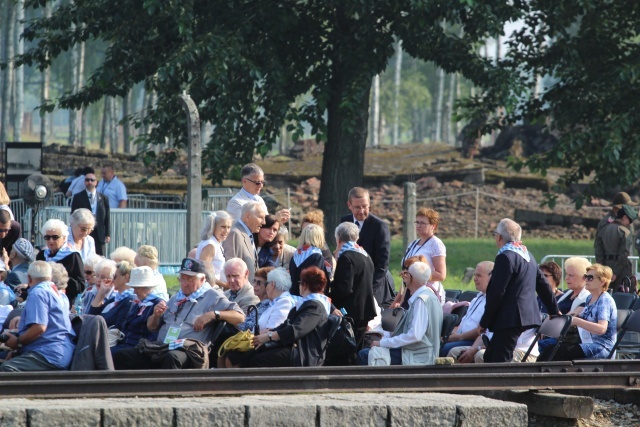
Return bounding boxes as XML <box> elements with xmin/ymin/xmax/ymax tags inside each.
<box><xmin>165</xmin><ymin>237</ymin><xmax>595</xmax><ymax>295</ymax></box>
<box><xmin>390</xmin><ymin>238</ymin><xmax>595</xmax><ymax>292</ymax></box>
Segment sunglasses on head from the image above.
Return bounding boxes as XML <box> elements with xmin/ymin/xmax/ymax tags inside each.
<box><xmin>583</xmin><ymin>274</ymin><xmax>595</xmax><ymax>282</ymax></box>
<box><xmin>44</xmin><ymin>235</ymin><xmax>61</xmax><ymax>241</ymax></box>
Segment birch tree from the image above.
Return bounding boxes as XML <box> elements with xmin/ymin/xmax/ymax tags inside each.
<box><xmin>14</xmin><ymin>0</ymin><xmax>25</xmax><ymax>142</ymax></box>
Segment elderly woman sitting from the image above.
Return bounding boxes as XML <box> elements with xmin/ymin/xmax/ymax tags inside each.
<box><xmin>135</xmin><ymin>245</ymin><xmax>169</xmax><ymax>301</ymax></box>
<box><xmin>67</xmin><ymin>208</ymin><xmax>97</xmax><ymax>262</ymax></box>
<box><xmin>88</xmin><ymin>259</ymin><xmax>135</xmax><ymax>329</ymax></box>
<box><xmin>223</xmin><ymin>267</ymin><xmax>297</xmax><ymax>368</ymax></box>
<box><xmin>539</xmin><ymin>263</ymin><xmax>618</xmax><ymax>361</ymax></box>
<box><xmin>247</xmin><ymin>266</ymin><xmax>331</xmax><ymax>367</ymax></box>
<box><xmin>36</xmin><ymin>218</ymin><xmax>85</xmax><ymax>305</ymax></box>
<box><xmin>80</xmin><ymin>255</ymin><xmax>104</xmax><ymax>314</ymax></box>
<box><xmin>50</xmin><ymin>263</ymin><xmax>71</xmax><ymax>312</ymax></box>
<box><xmin>111</xmin><ymin>266</ymin><xmax>163</xmax><ymax>355</ymax></box>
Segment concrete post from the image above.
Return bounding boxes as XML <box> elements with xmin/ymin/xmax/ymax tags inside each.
<box><xmin>179</xmin><ymin>92</ymin><xmax>201</xmax><ymax>255</ymax></box>
<box><xmin>403</xmin><ymin>182</ymin><xmax>416</xmax><ymax>250</ymax></box>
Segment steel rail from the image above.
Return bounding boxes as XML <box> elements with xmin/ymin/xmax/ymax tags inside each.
<box><xmin>0</xmin><ymin>361</ymin><xmax>638</xmax><ymax>398</ymax></box>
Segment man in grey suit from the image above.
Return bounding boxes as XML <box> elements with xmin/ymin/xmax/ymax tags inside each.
<box><xmin>223</xmin><ymin>258</ymin><xmax>260</xmax><ymax>314</ymax></box>
<box><xmin>222</xmin><ymin>201</ymin><xmax>267</xmax><ymax>283</ymax></box>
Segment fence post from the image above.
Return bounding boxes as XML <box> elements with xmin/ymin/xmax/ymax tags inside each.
<box><xmin>475</xmin><ymin>187</ymin><xmax>479</xmax><ymax>239</ymax></box>
<box><xmin>179</xmin><ymin>92</ymin><xmax>202</xmax><ymax>255</ymax></box>
<box><xmin>403</xmin><ymin>182</ymin><xmax>416</xmax><ymax>250</ymax></box>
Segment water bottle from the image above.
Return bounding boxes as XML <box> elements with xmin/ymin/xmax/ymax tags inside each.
<box><xmin>74</xmin><ymin>294</ymin><xmax>83</xmax><ymax>315</ymax></box>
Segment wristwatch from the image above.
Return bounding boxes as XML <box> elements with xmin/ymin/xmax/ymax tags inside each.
<box><xmin>477</xmin><ymin>345</ymin><xmax>483</xmax><ymax>352</ymax></box>
<box><xmin>16</xmin><ymin>336</ymin><xmax>23</xmax><ymax>349</ymax></box>
<box><xmin>214</xmin><ymin>311</ymin><xmax>221</xmax><ymax>321</ymax></box>
<box><xmin>268</xmin><ymin>331</ymin><xmax>273</xmax><ymax>341</ymax></box>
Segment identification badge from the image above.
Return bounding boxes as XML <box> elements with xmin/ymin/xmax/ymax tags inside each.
<box><xmin>164</xmin><ymin>326</ymin><xmax>181</xmax><ymax>343</ymax></box>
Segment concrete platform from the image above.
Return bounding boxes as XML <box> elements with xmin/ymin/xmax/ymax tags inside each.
<box><xmin>0</xmin><ymin>392</ymin><xmax>527</xmax><ymax>426</ymax></box>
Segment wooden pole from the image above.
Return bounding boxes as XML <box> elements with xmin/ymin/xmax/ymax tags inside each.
<box><xmin>179</xmin><ymin>92</ymin><xmax>201</xmax><ymax>255</ymax></box>
<box><xmin>403</xmin><ymin>182</ymin><xmax>416</xmax><ymax>250</ymax></box>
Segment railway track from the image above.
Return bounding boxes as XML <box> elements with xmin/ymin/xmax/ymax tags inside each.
<box><xmin>1</xmin><ymin>360</ymin><xmax>639</xmax><ymax>398</ymax></box>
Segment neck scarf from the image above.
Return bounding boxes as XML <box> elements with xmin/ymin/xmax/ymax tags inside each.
<box><xmin>44</xmin><ymin>244</ymin><xmax>77</xmax><ymax>262</ymax></box>
<box><xmin>114</xmin><ymin>288</ymin><xmax>135</xmax><ymax>303</ymax></box>
<box><xmin>293</xmin><ymin>245</ymin><xmax>322</xmax><ymax>267</ymax></box>
<box><xmin>498</xmin><ymin>241</ymin><xmax>530</xmax><ymax>262</ymax></box>
<box><xmin>337</xmin><ymin>241</ymin><xmax>368</xmax><ymax>259</ymax></box>
<box><xmin>32</xmin><ymin>281</ymin><xmax>62</xmax><ymax>299</ymax></box>
<box><xmin>296</xmin><ymin>292</ymin><xmax>331</xmax><ymax>315</ymax></box>
<box><xmin>174</xmin><ymin>282</ymin><xmax>212</xmax><ymax>305</ymax></box>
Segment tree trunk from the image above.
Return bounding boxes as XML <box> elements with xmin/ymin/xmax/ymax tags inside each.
<box><xmin>122</xmin><ymin>91</ymin><xmax>131</xmax><ymax>152</ymax></box>
<box><xmin>100</xmin><ymin>96</ymin><xmax>109</xmax><ymax>150</ymax></box>
<box><xmin>68</xmin><ymin>23</ymin><xmax>78</xmax><ymax>146</ymax></box>
<box><xmin>110</xmin><ymin>96</ymin><xmax>118</xmax><ymax>153</ymax></box>
<box><xmin>446</xmin><ymin>73</ymin><xmax>456</xmax><ymax>145</ymax></box>
<box><xmin>13</xmin><ymin>0</ymin><xmax>24</xmax><ymax>142</ymax></box>
<box><xmin>318</xmin><ymin>72</ymin><xmax>371</xmax><ymax>245</ymax></box>
<box><xmin>39</xmin><ymin>3</ymin><xmax>51</xmax><ymax>145</ymax></box>
<box><xmin>370</xmin><ymin>75</ymin><xmax>380</xmax><ymax>147</ymax></box>
<box><xmin>78</xmin><ymin>39</ymin><xmax>86</xmax><ymax>146</ymax></box>
<box><xmin>1</xmin><ymin>0</ymin><xmax>16</xmax><ymax>144</ymax></box>
<box><xmin>434</xmin><ymin>67</ymin><xmax>445</xmax><ymax>143</ymax></box>
<box><xmin>392</xmin><ymin>40</ymin><xmax>402</xmax><ymax>146</ymax></box>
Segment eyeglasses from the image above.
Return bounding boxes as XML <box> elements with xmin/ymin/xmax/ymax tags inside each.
<box><xmin>414</xmin><ymin>221</ymin><xmax>430</xmax><ymax>227</ymax></box>
<box><xmin>78</xmin><ymin>226</ymin><xmax>93</xmax><ymax>232</ymax></box>
<box><xmin>85</xmin><ymin>178</ymin><xmax>96</xmax><ymax>182</ymax></box>
<box><xmin>583</xmin><ymin>274</ymin><xmax>595</xmax><ymax>282</ymax></box>
<box><xmin>245</xmin><ymin>178</ymin><xmax>266</xmax><ymax>186</ymax></box>
<box><xmin>253</xmin><ymin>279</ymin><xmax>266</xmax><ymax>286</ymax></box>
<box><xmin>44</xmin><ymin>235</ymin><xmax>61</xmax><ymax>241</ymax></box>
<box><xmin>98</xmin><ymin>276</ymin><xmax>113</xmax><ymax>282</ymax></box>
<box><xmin>543</xmin><ymin>273</ymin><xmax>552</xmax><ymax>278</ymax></box>
<box><xmin>84</xmin><ymin>270</ymin><xmax>94</xmax><ymax>276</ymax></box>
<box><xmin>0</xmin><ymin>228</ymin><xmax>10</xmax><ymax>233</ymax></box>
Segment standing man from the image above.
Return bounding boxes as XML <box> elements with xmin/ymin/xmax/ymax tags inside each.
<box><xmin>222</xmin><ymin>201</ymin><xmax>267</xmax><ymax>283</ymax></box>
<box><xmin>595</xmin><ymin>204</ymin><xmax>637</xmax><ymax>291</ymax></box>
<box><xmin>226</xmin><ymin>163</ymin><xmax>290</xmax><ymax>224</ymax></box>
<box><xmin>479</xmin><ymin>218</ymin><xmax>559</xmax><ymax>363</ymax></box>
<box><xmin>66</xmin><ymin>166</ymin><xmax>94</xmax><ymax>198</ymax></box>
<box><xmin>340</xmin><ymin>187</ymin><xmax>393</xmax><ymax>308</ymax></box>
<box><xmin>97</xmin><ymin>163</ymin><xmax>127</xmax><ymax>208</ymax></box>
<box><xmin>329</xmin><ymin>222</ymin><xmax>376</xmax><ymax>347</ymax></box>
<box><xmin>0</xmin><ymin>261</ymin><xmax>76</xmax><ymax>372</ymax></box>
<box><xmin>71</xmin><ymin>171</ymin><xmax>111</xmax><ymax>255</ymax></box>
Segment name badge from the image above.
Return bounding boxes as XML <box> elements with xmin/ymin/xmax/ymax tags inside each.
<box><xmin>164</xmin><ymin>326</ymin><xmax>181</xmax><ymax>343</ymax></box>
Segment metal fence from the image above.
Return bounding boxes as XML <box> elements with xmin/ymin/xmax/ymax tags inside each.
<box><xmin>10</xmin><ymin>192</ymin><xmax>67</xmax><ymax>224</ymax></box>
<box><xmin>23</xmin><ymin>207</ymin><xmax>214</xmax><ymax>264</ymax></box>
<box><xmin>128</xmin><ymin>194</ymin><xmax>185</xmax><ymax>210</ymax></box>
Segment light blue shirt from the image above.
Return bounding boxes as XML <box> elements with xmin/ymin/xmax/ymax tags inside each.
<box><xmin>19</xmin><ymin>282</ymin><xmax>76</xmax><ymax>369</ymax></box>
<box><xmin>579</xmin><ymin>292</ymin><xmax>617</xmax><ymax>359</ymax></box>
<box><xmin>97</xmin><ymin>176</ymin><xmax>127</xmax><ymax>208</ymax></box>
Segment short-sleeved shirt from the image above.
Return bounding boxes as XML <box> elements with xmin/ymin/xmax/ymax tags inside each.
<box><xmin>97</xmin><ymin>176</ymin><xmax>127</xmax><ymax>208</ymax></box>
<box><xmin>157</xmin><ymin>288</ymin><xmax>243</xmax><ymax>343</ymax></box>
<box><xmin>19</xmin><ymin>282</ymin><xmax>76</xmax><ymax>369</ymax></box>
<box><xmin>579</xmin><ymin>292</ymin><xmax>617</xmax><ymax>359</ymax></box>
<box><xmin>457</xmin><ymin>293</ymin><xmax>486</xmax><ymax>335</ymax></box>
<box><xmin>401</xmin><ymin>236</ymin><xmax>447</xmax><ymax>304</ymax></box>
<box><xmin>67</xmin><ymin>175</ymin><xmax>86</xmax><ymax>196</ymax></box>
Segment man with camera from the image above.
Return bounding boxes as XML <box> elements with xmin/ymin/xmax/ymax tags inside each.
<box><xmin>0</xmin><ymin>261</ymin><xmax>76</xmax><ymax>372</ymax></box>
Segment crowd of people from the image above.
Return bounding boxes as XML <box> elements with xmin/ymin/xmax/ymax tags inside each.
<box><xmin>0</xmin><ymin>163</ymin><xmax>628</xmax><ymax>372</ymax></box>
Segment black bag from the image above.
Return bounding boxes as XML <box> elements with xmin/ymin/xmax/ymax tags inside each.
<box><xmin>325</xmin><ymin>315</ymin><xmax>357</xmax><ymax>359</ymax></box>
<box><xmin>381</xmin><ymin>307</ymin><xmax>405</xmax><ymax>332</ymax></box>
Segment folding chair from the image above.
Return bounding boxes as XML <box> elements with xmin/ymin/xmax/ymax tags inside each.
<box><xmin>441</xmin><ymin>314</ymin><xmax>458</xmax><ymax>343</ymax></box>
<box><xmin>451</xmin><ymin>305</ymin><xmax>468</xmax><ymax>327</ymax></box>
<box><xmin>608</xmin><ymin>309</ymin><xmax>640</xmax><ymax>359</ymax></box>
<box><xmin>611</xmin><ymin>292</ymin><xmax>637</xmax><ymax>310</ymax></box>
<box><xmin>522</xmin><ymin>315</ymin><xmax>573</xmax><ymax>362</ymax></box>
<box><xmin>631</xmin><ymin>298</ymin><xmax>640</xmax><ymax>311</ymax></box>
<box><xmin>457</xmin><ymin>291</ymin><xmax>479</xmax><ymax>303</ymax></box>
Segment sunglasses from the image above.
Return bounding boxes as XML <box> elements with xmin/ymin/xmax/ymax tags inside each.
<box><xmin>85</xmin><ymin>178</ymin><xmax>96</xmax><ymax>182</ymax></box>
<box><xmin>44</xmin><ymin>235</ymin><xmax>61</xmax><ymax>241</ymax></box>
<box><xmin>245</xmin><ymin>178</ymin><xmax>266</xmax><ymax>186</ymax></box>
<box><xmin>583</xmin><ymin>274</ymin><xmax>595</xmax><ymax>282</ymax></box>
<box><xmin>85</xmin><ymin>270</ymin><xmax>94</xmax><ymax>276</ymax></box>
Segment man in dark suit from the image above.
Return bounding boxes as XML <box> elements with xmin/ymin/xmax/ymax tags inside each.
<box><xmin>340</xmin><ymin>187</ymin><xmax>393</xmax><ymax>308</ymax></box>
<box><xmin>479</xmin><ymin>218</ymin><xmax>560</xmax><ymax>363</ymax></box>
<box><xmin>71</xmin><ymin>172</ymin><xmax>110</xmax><ymax>255</ymax></box>
<box><xmin>329</xmin><ymin>222</ymin><xmax>376</xmax><ymax>348</ymax></box>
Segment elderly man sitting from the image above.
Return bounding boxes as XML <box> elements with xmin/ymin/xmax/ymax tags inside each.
<box><xmin>0</xmin><ymin>261</ymin><xmax>76</xmax><ymax>372</ymax></box>
<box><xmin>440</xmin><ymin>261</ymin><xmax>493</xmax><ymax>357</ymax></box>
<box><xmin>223</xmin><ymin>258</ymin><xmax>260</xmax><ymax>314</ymax></box>
<box><xmin>358</xmin><ymin>262</ymin><xmax>442</xmax><ymax>366</ymax></box>
<box><xmin>113</xmin><ymin>258</ymin><xmax>244</xmax><ymax>369</ymax></box>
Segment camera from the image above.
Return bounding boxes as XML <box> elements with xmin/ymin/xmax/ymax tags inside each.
<box><xmin>0</xmin><ymin>332</ymin><xmax>17</xmax><ymax>343</ymax></box>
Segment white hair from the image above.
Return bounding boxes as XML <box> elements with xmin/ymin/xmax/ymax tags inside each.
<box><xmin>41</xmin><ymin>218</ymin><xmax>69</xmax><ymax>237</ymax></box>
<box><xmin>50</xmin><ymin>263</ymin><xmax>69</xmax><ymax>290</ymax></box>
<box><xmin>84</xmin><ymin>255</ymin><xmax>104</xmax><ymax>270</ymax></box>
<box><xmin>335</xmin><ymin>222</ymin><xmax>359</xmax><ymax>243</ymax></box>
<box><xmin>28</xmin><ymin>261</ymin><xmax>52</xmax><ymax>282</ymax></box>
<box><xmin>96</xmin><ymin>258</ymin><xmax>118</xmax><ymax>279</ymax></box>
<box><xmin>241</xmin><ymin>200</ymin><xmax>265</xmax><ymax>218</ymax></box>
<box><xmin>496</xmin><ymin>218</ymin><xmax>522</xmax><ymax>242</ymax></box>
<box><xmin>267</xmin><ymin>267</ymin><xmax>292</xmax><ymax>293</ymax></box>
<box><xmin>70</xmin><ymin>208</ymin><xmax>96</xmax><ymax>228</ymax></box>
<box><xmin>199</xmin><ymin>210</ymin><xmax>232</xmax><ymax>241</ymax></box>
<box><xmin>224</xmin><ymin>257</ymin><xmax>248</xmax><ymax>274</ymax></box>
<box><xmin>408</xmin><ymin>262</ymin><xmax>432</xmax><ymax>285</ymax></box>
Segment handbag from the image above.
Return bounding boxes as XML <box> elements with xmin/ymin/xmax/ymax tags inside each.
<box><xmin>325</xmin><ymin>315</ymin><xmax>357</xmax><ymax>358</ymax></box>
<box><xmin>381</xmin><ymin>307</ymin><xmax>405</xmax><ymax>332</ymax></box>
<box><xmin>107</xmin><ymin>327</ymin><xmax>125</xmax><ymax>347</ymax></box>
<box><xmin>218</xmin><ymin>304</ymin><xmax>260</xmax><ymax>357</ymax></box>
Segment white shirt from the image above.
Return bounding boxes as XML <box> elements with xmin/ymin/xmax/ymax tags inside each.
<box><xmin>259</xmin><ymin>292</ymin><xmax>295</xmax><ymax>330</ymax></box>
<box><xmin>380</xmin><ymin>285</ymin><xmax>432</xmax><ymax>349</ymax></box>
<box><xmin>402</xmin><ymin>236</ymin><xmax>447</xmax><ymax>305</ymax></box>
<box><xmin>150</xmin><ymin>270</ymin><xmax>169</xmax><ymax>301</ymax></box>
<box><xmin>485</xmin><ymin>327</ymin><xmax>538</xmax><ymax>356</ymax></box>
<box><xmin>196</xmin><ymin>236</ymin><xmax>225</xmax><ymax>281</ymax></box>
<box><xmin>226</xmin><ymin>189</ymin><xmax>269</xmax><ymax>221</ymax></box>
<box><xmin>67</xmin><ymin>175</ymin><xmax>86</xmax><ymax>196</ymax></box>
<box><xmin>457</xmin><ymin>293</ymin><xmax>486</xmax><ymax>335</ymax></box>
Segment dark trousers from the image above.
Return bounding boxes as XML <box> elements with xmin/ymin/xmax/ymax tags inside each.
<box><xmin>249</xmin><ymin>347</ymin><xmax>293</xmax><ymax>368</ymax></box>
<box><xmin>113</xmin><ymin>347</ymin><xmax>190</xmax><ymax>370</ymax></box>
<box><xmin>538</xmin><ymin>343</ymin><xmax>586</xmax><ymax>362</ymax></box>
<box><xmin>91</xmin><ymin>230</ymin><xmax>106</xmax><ymax>256</ymax></box>
<box><xmin>483</xmin><ymin>327</ymin><xmax>525</xmax><ymax>363</ymax></box>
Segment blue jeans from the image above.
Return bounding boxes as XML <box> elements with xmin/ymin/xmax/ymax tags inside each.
<box><xmin>440</xmin><ymin>340</ymin><xmax>475</xmax><ymax>357</ymax></box>
<box><xmin>358</xmin><ymin>347</ymin><xmax>402</xmax><ymax>365</ymax></box>
<box><xmin>538</xmin><ymin>337</ymin><xmax>557</xmax><ymax>354</ymax></box>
